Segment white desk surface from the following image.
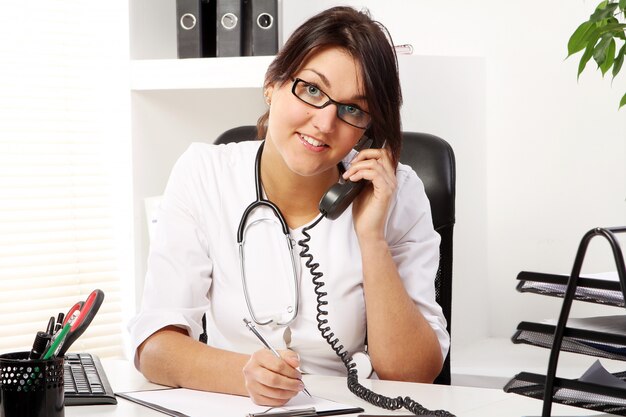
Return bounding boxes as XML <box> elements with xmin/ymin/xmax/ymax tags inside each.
<box><xmin>68</xmin><ymin>359</ymin><xmax>620</xmax><ymax>416</ymax></box>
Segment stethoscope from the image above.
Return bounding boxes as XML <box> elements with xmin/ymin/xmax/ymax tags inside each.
<box><xmin>237</xmin><ymin>141</ymin><xmax>300</xmax><ymax>327</ymax></box>
<box><xmin>236</xmin><ymin>140</ymin><xmax>374</xmax><ymax>377</ymax></box>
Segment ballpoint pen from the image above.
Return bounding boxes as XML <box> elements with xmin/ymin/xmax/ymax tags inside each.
<box><xmin>42</xmin><ymin>323</ymin><xmax>71</xmax><ymax>360</ymax></box>
<box><xmin>243</xmin><ymin>318</ymin><xmax>312</xmax><ymax>397</ymax></box>
<box><xmin>46</xmin><ymin>316</ymin><xmax>55</xmax><ymax>336</ymax></box>
<box><xmin>54</xmin><ymin>312</ymin><xmax>65</xmax><ymax>333</ymax></box>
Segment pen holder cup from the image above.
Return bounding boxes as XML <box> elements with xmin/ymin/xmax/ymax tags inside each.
<box><xmin>0</xmin><ymin>351</ymin><xmax>64</xmax><ymax>417</ymax></box>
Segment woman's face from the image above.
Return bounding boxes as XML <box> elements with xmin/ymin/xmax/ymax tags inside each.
<box><xmin>265</xmin><ymin>47</ymin><xmax>368</xmax><ymax>178</ymax></box>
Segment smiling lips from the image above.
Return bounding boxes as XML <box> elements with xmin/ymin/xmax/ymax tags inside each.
<box><xmin>299</xmin><ymin>133</ymin><xmax>328</xmax><ymax>151</ymax></box>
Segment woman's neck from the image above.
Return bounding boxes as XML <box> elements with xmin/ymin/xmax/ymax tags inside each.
<box><xmin>260</xmin><ymin>142</ymin><xmax>339</xmax><ymax>228</ymax></box>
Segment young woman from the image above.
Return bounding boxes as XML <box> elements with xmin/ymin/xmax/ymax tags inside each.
<box><xmin>129</xmin><ymin>6</ymin><xmax>449</xmax><ymax>407</ymax></box>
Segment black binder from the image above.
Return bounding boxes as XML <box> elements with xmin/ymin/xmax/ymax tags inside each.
<box><xmin>176</xmin><ymin>0</ymin><xmax>216</xmax><ymax>58</ymax></box>
<box><xmin>216</xmin><ymin>0</ymin><xmax>242</xmax><ymax>57</ymax></box>
<box><xmin>243</xmin><ymin>0</ymin><xmax>278</xmax><ymax>56</ymax></box>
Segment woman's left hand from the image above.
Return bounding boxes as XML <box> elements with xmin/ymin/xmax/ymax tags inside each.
<box><xmin>341</xmin><ymin>147</ymin><xmax>397</xmax><ymax>241</ymax></box>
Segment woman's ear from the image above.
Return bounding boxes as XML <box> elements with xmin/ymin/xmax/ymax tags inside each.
<box><xmin>263</xmin><ymin>86</ymin><xmax>274</xmax><ymax>105</ymax></box>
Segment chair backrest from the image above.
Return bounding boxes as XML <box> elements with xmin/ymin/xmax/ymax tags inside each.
<box><xmin>399</xmin><ymin>132</ymin><xmax>455</xmax><ymax>385</ymax></box>
<box><xmin>214</xmin><ymin>126</ymin><xmax>456</xmax><ymax>385</ymax></box>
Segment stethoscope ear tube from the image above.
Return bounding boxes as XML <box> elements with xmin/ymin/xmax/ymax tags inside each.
<box><xmin>237</xmin><ymin>141</ymin><xmax>289</xmax><ymax>244</ymax></box>
<box><xmin>237</xmin><ymin>141</ymin><xmax>300</xmax><ymax>327</ymax></box>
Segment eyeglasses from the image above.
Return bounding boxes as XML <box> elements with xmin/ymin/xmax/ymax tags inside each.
<box><xmin>291</xmin><ymin>78</ymin><xmax>371</xmax><ymax>129</ymax></box>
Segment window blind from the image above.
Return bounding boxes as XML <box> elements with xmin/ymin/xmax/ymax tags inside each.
<box><xmin>0</xmin><ymin>2</ymin><xmax>130</xmax><ymax>357</ymax></box>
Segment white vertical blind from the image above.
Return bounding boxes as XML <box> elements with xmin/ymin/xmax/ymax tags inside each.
<box><xmin>0</xmin><ymin>1</ymin><xmax>131</xmax><ymax>357</ymax></box>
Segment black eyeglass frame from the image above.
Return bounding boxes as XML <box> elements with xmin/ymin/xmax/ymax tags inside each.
<box><xmin>290</xmin><ymin>78</ymin><xmax>371</xmax><ymax>130</ymax></box>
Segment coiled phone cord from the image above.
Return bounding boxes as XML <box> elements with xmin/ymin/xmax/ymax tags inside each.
<box><xmin>298</xmin><ymin>216</ymin><xmax>456</xmax><ymax>417</ymax></box>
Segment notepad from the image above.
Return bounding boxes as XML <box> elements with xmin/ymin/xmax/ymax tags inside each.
<box><xmin>117</xmin><ymin>388</ymin><xmax>363</xmax><ymax>417</ymax></box>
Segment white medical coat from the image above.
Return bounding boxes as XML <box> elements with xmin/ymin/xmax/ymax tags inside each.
<box><xmin>129</xmin><ymin>140</ymin><xmax>449</xmax><ymax>376</ymax></box>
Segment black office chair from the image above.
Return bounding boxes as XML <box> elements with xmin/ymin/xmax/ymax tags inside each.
<box><xmin>399</xmin><ymin>132</ymin><xmax>455</xmax><ymax>385</ymax></box>
<box><xmin>215</xmin><ymin>126</ymin><xmax>456</xmax><ymax>385</ymax></box>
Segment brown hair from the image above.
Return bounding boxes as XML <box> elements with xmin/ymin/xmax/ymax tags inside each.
<box><xmin>257</xmin><ymin>6</ymin><xmax>403</xmax><ymax>166</ymax></box>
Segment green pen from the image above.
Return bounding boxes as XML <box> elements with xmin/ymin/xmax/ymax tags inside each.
<box><xmin>42</xmin><ymin>323</ymin><xmax>70</xmax><ymax>360</ymax></box>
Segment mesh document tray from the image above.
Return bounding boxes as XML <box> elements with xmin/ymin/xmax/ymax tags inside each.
<box><xmin>516</xmin><ymin>271</ymin><xmax>624</xmax><ymax>307</ymax></box>
<box><xmin>504</xmin><ymin>371</ymin><xmax>626</xmax><ymax>415</ymax></box>
<box><xmin>513</xmin><ymin>320</ymin><xmax>626</xmax><ymax>361</ymax></box>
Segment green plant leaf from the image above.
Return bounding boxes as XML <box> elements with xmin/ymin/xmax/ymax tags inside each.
<box><xmin>600</xmin><ymin>38</ymin><xmax>616</xmax><ymax>75</ymax></box>
<box><xmin>593</xmin><ymin>34</ymin><xmax>613</xmax><ymax>67</ymax></box>
<box><xmin>603</xmin><ymin>20</ymin><xmax>626</xmax><ymax>40</ymax></box>
<box><xmin>579</xmin><ymin>41</ymin><xmax>596</xmax><ymax>78</ymax></box>
<box><xmin>620</xmin><ymin>92</ymin><xmax>626</xmax><ymax>108</ymax></box>
<box><xmin>586</xmin><ymin>22</ymin><xmax>626</xmax><ymax>50</ymax></box>
<box><xmin>620</xmin><ymin>0</ymin><xmax>626</xmax><ymax>11</ymax></box>
<box><xmin>568</xmin><ymin>21</ymin><xmax>596</xmax><ymax>56</ymax></box>
<box><xmin>596</xmin><ymin>22</ymin><xmax>626</xmax><ymax>37</ymax></box>
<box><xmin>614</xmin><ymin>44</ymin><xmax>626</xmax><ymax>78</ymax></box>
<box><xmin>590</xmin><ymin>2</ymin><xmax>619</xmax><ymax>22</ymax></box>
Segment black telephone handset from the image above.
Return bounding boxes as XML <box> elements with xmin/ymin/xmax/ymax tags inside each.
<box><xmin>318</xmin><ymin>137</ymin><xmax>375</xmax><ymax>220</ymax></box>
<box><xmin>318</xmin><ymin>178</ymin><xmax>367</xmax><ymax>220</ymax></box>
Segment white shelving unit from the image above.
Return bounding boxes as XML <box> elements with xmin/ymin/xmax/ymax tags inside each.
<box><xmin>130</xmin><ymin>57</ymin><xmax>274</xmax><ymax>90</ymax></box>
<box><xmin>128</xmin><ymin>2</ymin><xmax>278</xmax><ymax>305</ymax></box>
<box><xmin>130</xmin><ymin>79</ymin><xmax>267</xmax><ymax>305</ymax></box>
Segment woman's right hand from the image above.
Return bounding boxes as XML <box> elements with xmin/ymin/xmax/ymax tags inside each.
<box><xmin>242</xmin><ymin>349</ymin><xmax>304</xmax><ymax>406</ymax></box>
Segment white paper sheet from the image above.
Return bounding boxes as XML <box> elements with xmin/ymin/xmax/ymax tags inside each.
<box><xmin>118</xmin><ymin>388</ymin><xmax>362</xmax><ymax>417</ymax></box>
<box><xmin>554</xmin><ymin>360</ymin><xmax>626</xmax><ymax>407</ymax></box>
<box><xmin>542</xmin><ymin>315</ymin><xmax>626</xmax><ymax>335</ymax></box>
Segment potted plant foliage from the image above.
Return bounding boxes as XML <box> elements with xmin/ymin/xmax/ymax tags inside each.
<box><xmin>568</xmin><ymin>0</ymin><xmax>626</xmax><ymax>108</ymax></box>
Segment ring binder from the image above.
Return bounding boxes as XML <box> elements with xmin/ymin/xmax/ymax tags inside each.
<box><xmin>176</xmin><ymin>0</ymin><xmax>216</xmax><ymax>58</ymax></box>
<box><xmin>216</xmin><ymin>0</ymin><xmax>242</xmax><ymax>57</ymax></box>
<box><xmin>242</xmin><ymin>0</ymin><xmax>278</xmax><ymax>56</ymax></box>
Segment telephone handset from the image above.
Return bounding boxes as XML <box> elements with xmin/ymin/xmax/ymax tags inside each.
<box><xmin>318</xmin><ymin>137</ymin><xmax>376</xmax><ymax>220</ymax></box>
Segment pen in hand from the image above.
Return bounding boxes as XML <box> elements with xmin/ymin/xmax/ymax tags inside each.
<box><xmin>243</xmin><ymin>318</ymin><xmax>312</xmax><ymax>397</ymax></box>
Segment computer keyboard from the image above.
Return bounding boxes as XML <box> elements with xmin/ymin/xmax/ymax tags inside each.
<box><xmin>64</xmin><ymin>353</ymin><xmax>117</xmax><ymax>405</ymax></box>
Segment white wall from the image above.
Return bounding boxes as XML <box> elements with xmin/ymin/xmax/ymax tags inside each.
<box><xmin>398</xmin><ymin>55</ymin><xmax>489</xmax><ymax>346</ymax></box>
<box><xmin>480</xmin><ymin>1</ymin><xmax>626</xmax><ymax>339</ymax></box>
<box><xmin>284</xmin><ymin>0</ymin><xmax>626</xmax><ymax>346</ymax></box>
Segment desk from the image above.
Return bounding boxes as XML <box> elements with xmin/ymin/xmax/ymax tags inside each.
<box><xmin>67</xmin><ymin>359</ymin><xmax>620</xmax><ymax>416</ymax></box>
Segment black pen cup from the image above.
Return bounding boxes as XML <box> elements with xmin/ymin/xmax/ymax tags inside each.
<box><xmin>0</xmin><ymin>351</ymin><xmax>64</xmax><ymax>417</ymax></box>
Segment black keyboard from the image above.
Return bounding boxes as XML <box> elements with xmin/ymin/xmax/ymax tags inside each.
<box><xmin>64</xmin><ymin>353</ymin><xmax>117</xmax><ymax>405</ymax></box>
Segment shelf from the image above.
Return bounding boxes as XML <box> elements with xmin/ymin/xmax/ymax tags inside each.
<box><xmin>130</xmin><ymin>56</ymin><xmax>274</xmax><ymax>91</ymax></box>
<box><xmin>517</xmin><ymin>270</ymin><xmax>624</xmax><ymax>307</ymax></box>
<box><xmin>513</xmin><ymin>320</ymin><xmax>626</xmax><ymax>361</ymax></box>
<box><xmin>508</xmin><ymin>227</ymin><xmax>626</xmax><ymax>416</ymax></box>
<box><xmin>504</xmin><ymin>371</ymin><xmax>626</xmax><ymax>415</ymax></box>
